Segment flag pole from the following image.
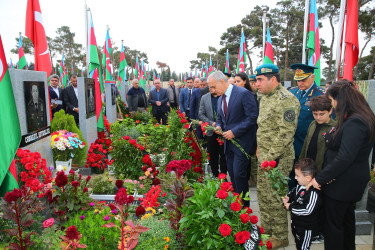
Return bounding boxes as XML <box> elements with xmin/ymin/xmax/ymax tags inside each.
<box><xmin>335</xmin><ymin>0</ymin><xmax>347</xmax><ymax>80</ymax></box>
<box><xmin>302</xmin><ymin>0</ymin><xmax>310</xmax><ymax>64</ymax></box>
<box><xmin>262</xmin><ymin>10</ymin><xmax>267</xmax><ymax>64</ymax></box>
<box><xmin>85</xmin><ymin>0</ymin><xmax>90</xmax><ymax>77</ymax></box>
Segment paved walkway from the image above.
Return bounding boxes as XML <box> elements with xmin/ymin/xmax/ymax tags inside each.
<box><xmin>249</xmin><ymin>186</ymin><xmax>374</xmax><ymax>250</ymax></box>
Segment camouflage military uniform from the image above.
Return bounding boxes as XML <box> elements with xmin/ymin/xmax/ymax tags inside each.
<box><xmin>257</xmin><ymin>83</ymin><xmax>300</xmax><ymax>241</ymax></box>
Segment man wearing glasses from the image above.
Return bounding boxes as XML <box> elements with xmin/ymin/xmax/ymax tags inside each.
<box><xmin>48</xmin><ymin>74</ymin><xmax>64</xmax><ymax>118</ymax></box>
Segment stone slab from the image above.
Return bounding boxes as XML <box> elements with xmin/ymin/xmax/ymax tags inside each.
<box><xmin>9</xmin><ymin>69</ymin><xmax>53</xmax><ymax>167</ymax></box>
<box><xmin>105</xmin><ymin>81</ymin><xmax>117</xmax><ymax>123</ymax></box>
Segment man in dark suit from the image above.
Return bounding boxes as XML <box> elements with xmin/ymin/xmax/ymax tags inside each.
<box><xmin>199</xmin><ymin>89</ymin><xmax>227</xmax><ymax>177</ymax></box>
<box><xmin>149</xmin><ymin>79</ymin><xmax>169</xmax><ymax>124</ymax></box>
<box><xmin>48</xmin><ymin>74</ymin><xmax>64</xmax><ymax>118</ymax></box>
<box><xmin>179</xmin><ymin>77</ymin><xmax>194</xmax><ymax>119</ymax></box>
<box><xmin>212</xmin><ymin>71</ymin><xmax>258</xmax><ymax>207</ymax></box>
<box><xmin>63</xmin><ymin>75</ymin><xmax>79</xmax><ymax>126</ymax></box>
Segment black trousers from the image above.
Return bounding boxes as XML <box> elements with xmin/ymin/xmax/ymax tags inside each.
<box><xmin>170</xmin><ymin>102</ymin><xmax>178</xmax><ymax>110</ymax></box>
<box><xmin>207</xmin><ymin>133</ymin><xmax>227</xmax><ymax>178</ymax></box>
<box><xmin>154</xmin><ymin>109</ymin><xmax>167</xmax><ymax>125</ymax></box>
<box><xmin>323</xmin><ymin>195</ymin><xmax>355</xmax><ymax>250</ymax></box>
<box><xmin>292</xmin><ymin>224</ymin><xmax>312</xmax><ymax>250</ymax></box>
<box><xmin>225</xmin><ymin>147</ymin><xmax>250</xmax><ymax>207</ymax></box>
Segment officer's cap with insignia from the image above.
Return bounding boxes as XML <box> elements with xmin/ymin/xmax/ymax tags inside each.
<box><xmin>290</xmin><ymin>63</ymin><xmax>318</xmax><ymax>81</ymax></box>
<box><xmin>249</xmin><ymin>75</ymin><xmax>256</xmax><ymax>81</ymax></box>
<box><xmin>254</xmin><ymin>63</ymin><xmax>279</xmax><ymax>76</ymax></box>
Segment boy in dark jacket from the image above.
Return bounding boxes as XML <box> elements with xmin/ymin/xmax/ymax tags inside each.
<box><xmin>282</xmin><ymin>159</ymin><xmax>322</xmax><ymax>250</ymax></box>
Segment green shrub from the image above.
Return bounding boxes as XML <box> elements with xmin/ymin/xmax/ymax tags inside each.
<box><xmin>88</xmin><ymin>173</ymin><xmax>115</xmax><ymax>194</ymax></box>
<box><xmin>51</xmin><ymin>110</ymin><xmax>87</xmax><ymax>166</ymax></box>
<box><xmin>64</xmin><ymin>207</ymin><xmax>120</xmax><ymax>250</ymax></box>
<box><xmin>136</xmin><ymin>216</ymin><xmax>180</xmax><ymax>249</ymax></box>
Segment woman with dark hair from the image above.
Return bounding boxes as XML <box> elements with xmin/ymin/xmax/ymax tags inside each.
<box><xmin>234</xmin><ymin>72</ymin><xmax>251</xmax><ymax>91</ymax></box>
<box><xmin>307</xmin><ymin>79</ymin><xmax>375</xmax><ymax>249</ymax></box>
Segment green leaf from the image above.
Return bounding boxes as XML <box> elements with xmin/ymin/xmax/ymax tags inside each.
<box><xmin>217</xmin><ymin>208</ymin><xmax>225</xmax><ymax>218</ymax></box>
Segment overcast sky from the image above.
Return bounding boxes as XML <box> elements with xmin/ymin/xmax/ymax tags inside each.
<box><xmin>0</xmin><ymin>0</ymin><xmax>374</xmax><ymax>75</ymax></box>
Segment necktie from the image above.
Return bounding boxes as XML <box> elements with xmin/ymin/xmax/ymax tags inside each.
<box><xmin>188</xmin><ymin>89</ymin><xmax>192</xmax><ymax>107</ymax></box>
<box><xmin>35</xmin><ymin>103</ymin><xmax>38</xmax><ymax>110</ymax></box>
<box><xmin>223</xmin><ymin>94</ymin><xmax>228</xmax><ymax>119</ymax></box>
<box><xmin>300</xmin><ymin>90</ymin><xmax>306</xmax><ymax>99</ymax></box>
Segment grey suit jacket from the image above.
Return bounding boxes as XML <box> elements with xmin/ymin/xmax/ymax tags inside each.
<box><xmin>198</xmin><ymin>92</ymin><xmax>216</xmax><ymax>136</ymax></box>
<box><xmin>166</xmin><ymin>85</ymin><xmax>179</xmax><ymax>104</ymax></box>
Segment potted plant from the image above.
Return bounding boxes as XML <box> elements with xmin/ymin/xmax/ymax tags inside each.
<box><xmin>51</xmin><ymin>130</ymin><xmax>86</xmax><ymax>174</ymax></box>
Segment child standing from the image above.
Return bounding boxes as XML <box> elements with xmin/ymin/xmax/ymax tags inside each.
<box><xmin>282</xmin><ymin>159</ymin><xmax>322</xmax><ymax>250</ymax></box>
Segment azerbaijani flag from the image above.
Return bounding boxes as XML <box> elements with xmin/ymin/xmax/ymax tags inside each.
<box><xmin>307</xmin><ymin>0</ymin><xmax>321</xmax><ymax>85</ymax></box>
<box><xmin>0</xmin><ymin>35</ymin><xmax>21</xmax><ymax>196</ymax></box>
<box><xmin>118</xmin><ymin>43</ymin><xmax>127</xmax><ymax>84</ymax></box>
<box><xmin>208</xmin><ymin>56</ymin><xmax>213</xmax><ymax>76</ymax></box>
<box><xmin>134</xmin><ymin>56</ymin><xmax>139</xmax><ymax>79</ymax></box>
<box><xmin>264</xmin><ymin>28</ymin><xmax>274</xmax><ymax>64</ymax></box>
<box><xmin>102</xmin><ymin>29</ymin><xmax>112</xmax><ymax>81</ymax></box>
<box><xmin>88</xmin><ymin>13</ymin><xmax>104</xmax><ymax>132</ymax></box>
<box><xmin>18</xmin><ymin>35</ymin><xmax>27</xmax><ymax>69</ymax></box>
<box><xmin>9</xmin><ymin>59</ymin><xmax>13</xmax><ymax>69</ymax></box>
<box><xmin>236</xmin><ymin>27</ymin><xmax>247</xmax><ymax>73</ymax></box>
<box><xmin>200</xmin><ymin>62</ymin><xmax>204</xmax><ymax>77</ymax></box>
<box><xmin>224</xmin><ymin>49</ymin><xmax>230</xmax><ymax>74</ymax></box>
<box><xmin>139</xmin><ymin>61</ymin><xmax>146</xmax><ymax>88</ymax></box>
<box><xmin>59</xmin><ymin>53</ymin><xmax>68</xmax><ymax>87</ymax></box>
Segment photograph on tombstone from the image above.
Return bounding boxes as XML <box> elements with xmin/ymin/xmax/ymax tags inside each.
<box><xmin>111</xmin><ymin>85</ymin><xmax>116</xmax><ymax>105</ymax></box>
<box><xmin>85</xmin><ymin>78</ymin><xmax>96</xmax><ymax>119</ymax></box>
<box><xmin>24</xmin><ymin>81</ymin><xmax>47</xmax><ymax>133</ymax></box>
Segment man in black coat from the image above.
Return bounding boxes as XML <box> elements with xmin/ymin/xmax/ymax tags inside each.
<box><xmin>63</xmin><ymin>75</ymin><xmax>79</xmax><ymax>126</ymax></box>
<box><xmin>149</xmin><ymin>79</ymin><xmax>169</xmax><ymax>124</ymax></box>
<box><xmin>48</xmin><ymin>74</ymin><xmax>64</xmax><ymax>118</ymax></box>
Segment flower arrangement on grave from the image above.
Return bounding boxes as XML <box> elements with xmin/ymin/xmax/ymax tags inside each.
<box><xmin>111</xmin><ymin>136</ymin><xmax>150</xmax><ymax>179</ymax></box>
<box><xmin>260</xmin><ymin>160</ymin><xmax>288</xmax><ymax>201</ymax></box>
<box><xmin>85</xmin><ymin>142</ymin><xmax>113</xmax><ymax>171</ymax></box>
<box><xmin>51</xmin><ymin>130</ymin><xmax>86</xmax><ymax>162</ymax></box>
<box><xmin>179</xmin><ymin>174</ymin><xmax>271</xmax><ymax>249</ymax></box>
<box><xmin>15</xmin><ymin>148</ymin><xmax>53</xmax><ymax>192</ymax></box>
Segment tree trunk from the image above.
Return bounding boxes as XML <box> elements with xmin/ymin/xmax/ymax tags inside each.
<box><xmin>368</xmin><ymin>50</ymin><xmax>375</xmax><ymax>80</ymax></box>
<box><xmin>328</xmin><ymin>15</ymin><xmax>335</xmax><ymax>80</ymax></box>
<box><xmin>246</xmin><ymin>47</ymin><xmax>253</xmax><ymax>75</ymax></box>
<box><xmin>354</xmin><ymin>35</ymin><xmax>371</xmax><ymax>77</ymax></box>
<box><xmin>284</xmin><ymin>26</ymin><xmax>290</xmax><ymax>82</ymax></box>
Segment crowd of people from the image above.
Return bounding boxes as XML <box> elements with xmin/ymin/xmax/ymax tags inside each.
<box><xmin>126</xmin><ymin>63</ymin><xmax>375</xmax><ymax>250</ymax></box>
<box><xmin>50</xmin><ymin>64</ymin><xmax>375</xmax><ymax>250</ymax></box>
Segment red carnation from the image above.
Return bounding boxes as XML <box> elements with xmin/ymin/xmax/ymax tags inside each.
<box><xmin>216</xmin><ymin>189</ymin><xmax>228</xmax><ymax>200</ymax></box>
<box><xmin>218</xmin><ymin>173</ymin><xmax>227</xmax><ymax>180</ymax></box>
<box><xmin>260</xmin><ymin>226</ymin><xmax>265</xmax><ymax>234</ymax></box>
<box><xmin>184</xmin><ymin>124</ymin><xmax>190</xmax><ymax>129</ymax></box>
<box><xmin>66</xmin><ymin>225</ymin><xmax>80</xmax><ymax>240</ymax></box>
<box><xmin>235</xmin><ymin>231</ymin><xmax>250</xmax><ymax>244</ymax></box>
<box><xmin>261</xmin><ymin>161</ymin><xmax>269</xmax><ymax>169</ymax></box>
<box><xmin>259</xmin><ymin>240</ymin><xmax>264</xmax><ymax>246</ymax></box>
<box><xmin>180</xmin><ymin>118</ymin><xmax>188</xmax><ymax>123</ymax></box>
<box><xmin>129</xmin><ymin>139</ymin><xmax>136</xmax><ymax>145</ymax></box>
<box><xmin>269</xmin><ymin>160</ymin><xmax>277</xmax><ymax>168</ymax></box>
<box><xmin>266</xmin><ymin>240</ymin><xmax>272</xmax><ymax>249</ymax></box>
<box><xmin>135</xmin><ymin>206</ymin><xmax>146</xmax><ymax>216</ymax></box>
<box><xmin>123</xmin><ymin>136</ymin><xmax>130</xmax><ymax>140</ymax></box>
<box><xmin>116</xmin><ymin>180</ymin><xmax>123</xmax><ymax>189</ymax></box>
<box><xmin>138</xmin><ymin>145</ymin><xmax>145</xmax><ymax>151</ymax></box>
<box><xmin>4</xmin><ymin>188</ymin><xmax>22</xmax><ymax>203</ymax></box>
<box><xmin>220</xmin><ymin>182</ymin><xmax>234</xmax><ymax>192</ymax></box>
<box><xmin>230</xmin><ymin>202</ymin><xmax>242</xmax><ymax>212</ymax></box>
<box><xmin>219</xmin><ymin>223</ymin><xmax>231</xmax><ymax>237</ymax></box>
<box><xmin>71</xmin><ymin>181</ymin><xmax>80</xmax><ymax>188</ymax></box>
<box><xmin>240</xmin><ymin>213</ymin><xmax>250</xmax><ymax>224</ymax></box>
<box><xmin>250</xmin><ymin>215</ymin><xmax>258</xmax><ymax>224</ymax></box>
<box><xmin>244</xmin><ymin>207</ymin><xmax>253</xmax><ymax>214</ymax></box>
<box><xmin>55</xmin><ymin>171</ymin><xmax>68</xmax><ymax>187</ymax></box>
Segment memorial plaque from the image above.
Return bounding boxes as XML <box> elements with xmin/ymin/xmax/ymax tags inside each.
<box><xmin>24</xmin><ymin>81</ymin><xmax>47</xmax><ymax>133</ymax></box>
<box><xmin>111</xmin><ymin>85</ymin><xmax>116</xmax><ymax>105</ymax></box>
<box><xmin>85</xmin><ymin>78</ymin><xmax>96</xmax><ymax>119</ymax></box>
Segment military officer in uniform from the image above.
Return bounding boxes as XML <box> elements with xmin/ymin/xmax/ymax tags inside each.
<box><xmin>288</xmin><ymin>64</ymin><xmax>326</xmax><ymax>190</ymax></box>
<box><xmin>254</xmin><ymin>64</ymin><xmax>300</xmax><ymax>249</ymax></box>
<box><xmin>27</xmin><ymin>84</ymin><xmax>47</xmax><ymax>132</ymax></box>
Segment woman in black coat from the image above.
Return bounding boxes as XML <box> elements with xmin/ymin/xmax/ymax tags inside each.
<box><xmin>307</xmin><ymin>80</ymin><xmax>375</xmax><ymax>250</ymax></box>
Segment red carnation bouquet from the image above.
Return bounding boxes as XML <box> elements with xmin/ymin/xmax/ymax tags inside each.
<box><xmin>261</xmin><ymin>160</ymin><xmax>288</xmax><ymax>201</ymax></box>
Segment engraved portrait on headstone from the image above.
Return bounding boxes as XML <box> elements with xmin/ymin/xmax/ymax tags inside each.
<box><xmin>111</xmin><ymin>84</ymin><xmax>116</xmax><ymax>105</ymax></box>
<box><xmin>24</xmin><ymin>81</ymin><xmax>47</xmax><ymax>133</ymax></box>
<box><xmin>85</xmin><ymin>78</ymin><xmax>96</xmax><ymax>118</ymax></box>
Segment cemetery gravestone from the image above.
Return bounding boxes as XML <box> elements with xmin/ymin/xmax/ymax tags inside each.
<box><xmin>105</xmin><ymin>81</ymin><xmax>117</xmax><ymax>124</ymax></box>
